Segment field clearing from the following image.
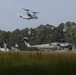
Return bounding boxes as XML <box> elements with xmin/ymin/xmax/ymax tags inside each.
<box><xmin>0</xmin><ymin>50</ymin><xmax>76</xmax><ymax>75</ymax></box>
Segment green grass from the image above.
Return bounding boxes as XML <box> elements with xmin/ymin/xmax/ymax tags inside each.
<box><xmin>0</xmin><ymin>51</ymin><xmax>76</xmax><ymax>75</ymax></box>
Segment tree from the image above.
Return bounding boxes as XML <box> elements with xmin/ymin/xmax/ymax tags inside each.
<box><xmin>65</xmin><ymin>21</ymin><xmax>76</xmax><ymax>43</ymax></box>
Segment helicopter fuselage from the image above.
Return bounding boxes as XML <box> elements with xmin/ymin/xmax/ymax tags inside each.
<box><xmin>18</xmin><ymin>14</ymin><xmax>38</xmax><ymax>20</ymax></box>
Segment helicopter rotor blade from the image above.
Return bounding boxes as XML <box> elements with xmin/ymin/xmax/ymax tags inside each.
<box><xmin>32</xmin><ymin>12</ymin><xmax>40</xmax><ymax>14</ymax></box>
<box><xmin>22</xmin><ymin>8</ymin><xmax>30</xmax><ymax>11</ymax></box>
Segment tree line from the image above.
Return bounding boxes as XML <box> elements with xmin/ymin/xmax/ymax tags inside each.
<box><xmin>0</xmin><ymin>21</ymin><xmax>76</xmax><ymax>50</ymax></box>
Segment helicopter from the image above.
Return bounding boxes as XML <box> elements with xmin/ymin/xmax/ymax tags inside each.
<box><xmin>17</xmin><ymin>8</ymin><xmax>39</xmax><ymax>20</ymax></box>
<box><xmin>23</xmin><ymin>37</ymin><xmax>74</xmax><ymax>51</ymax></box>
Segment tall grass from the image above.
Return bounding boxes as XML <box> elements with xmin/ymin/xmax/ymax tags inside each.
<box><xmin>0</xmin><ymin>51</ymin><xmax>76</xmax><ymax>75</ymax></box>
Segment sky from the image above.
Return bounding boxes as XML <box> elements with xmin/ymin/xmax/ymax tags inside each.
<box><xmin>0</xmin><ymin>0</ymin><xmax>76</xmax><ymax>31</ymax></box>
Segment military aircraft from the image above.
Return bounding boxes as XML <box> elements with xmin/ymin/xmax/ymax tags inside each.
<box><xmin>17</xmin><ymin>8</ymin><xmax>39</xmax><ymax>20</ymax></box>
<box><xmin>0</xmin><ymin>43</ymin><xmax>9</xmax><ymax>51</ymax></box>
<box><xmin>0</xmin><ymin>42</ymin><xmax>19</xmax><ymax>51</ymax></box>
<box><xmin>23</xmin><ymin>37</ymin><xmax>74</xmax><ymax>51</ymax></box>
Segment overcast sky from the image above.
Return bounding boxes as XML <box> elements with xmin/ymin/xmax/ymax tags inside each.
<box><xmin>0</xmin><ymin>0</ymin><xmax>76</xmax><ymax>31</ymax></box>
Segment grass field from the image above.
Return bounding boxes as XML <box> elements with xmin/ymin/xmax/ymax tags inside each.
<box><xmin>0</xmin><ymin>51</ymin><xmax>76</xmax><ymax>75</ymax></box>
